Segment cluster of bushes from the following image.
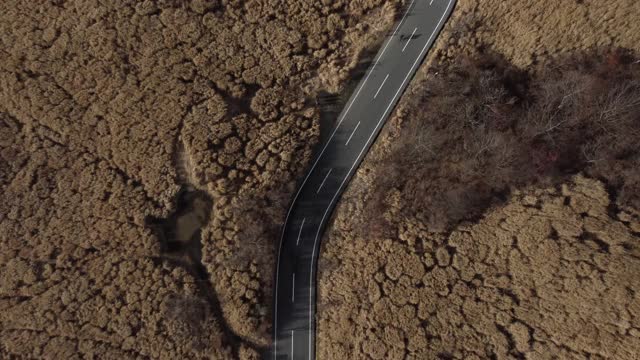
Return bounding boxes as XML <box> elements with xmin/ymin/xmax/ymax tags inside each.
<box><xmin>368</xmin><ymin>49</ymin><xmax>640</xmax><ymax>232</ymax></box>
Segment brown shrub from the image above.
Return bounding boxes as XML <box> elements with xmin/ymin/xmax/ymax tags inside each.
<box><xmin>367</xmin><ymin>49</ymin><xmax>640</xmax><ymax>233</ymax></box>
<box><xmin>226</xmin><ymin>186</ymin><xmax>291</xmax><ymax>270</ymax></box>
<box><xmin>163</xmin><ymin>294</ymin><xmax>208</xmax><ymax>346</ymax></box>
<box><xmin>0</xmin><ymin>0</ymin><xmax>403</xmax><ymax>354</ymax></box>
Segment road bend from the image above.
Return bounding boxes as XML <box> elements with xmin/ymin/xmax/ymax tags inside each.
<box><xmin>272</xmin><ymin>1</ymin><xmax>457</xmax><ymax>358</ymax></box>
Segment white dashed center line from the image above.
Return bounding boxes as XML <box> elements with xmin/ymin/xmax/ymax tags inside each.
<box><xmin>316</xmin><ymin>168</ymin><xmax>332</xmax><ymax>194</ymax></box>
<box><xmin>402</xmin><ymin>27</ymin><xmax>418</xmax><ymax>52</ymax></box>
<box><xmin>345</xmin><ymin>121</ymin><xmax>361</xmax><ymax>146</ymax></box>
<box><xmin>292</xmin><ymin>273</ymin><xmax>295</xmax><ymax>302</ymax></box>
<box><xmin>296</xmin><ymin>218</ymin><xmax>305</xmax><ymax>246</ymax></box>
<box><xmin>308</xmin><ymin>1</ymin><xmax>456</xmax><ymax>358</ymax></box>
<box><xmin>373</xmin><ymin>74</ymin><xmax>390</xmax><ymax>99</ymax></box>
<box><xmin>273</xmin><ymin>0</ymin><xmax>456</xmax><ymax>358</ymax></box>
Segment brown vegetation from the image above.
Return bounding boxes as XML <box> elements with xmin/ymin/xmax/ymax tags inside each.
<box><xmin>3</xmin><ymin>0</ymin><xmax>640</xmax><ymax>358</ymax></box>
<box><xmin>317</xmin><ymin>0</ymin><xmax>640</xmax><ymax>357</ymax></box>
<box><xmin>436</xmin><ymin>0</ymin><xmax>640</xmax><ymax>69</ymax></box>
<box><xmin>0</xmin><ymin>0</ymin><xmax>401</xmax><ymax>358</ymax></box>
<box><xmin>366</xmin><ymin>50</ymin><xmax>640</xmax><ymax>234</ymax></box>
<box><xmin>319</xmin><ymin>174</ymin><xmax>640</xmax><ymax>359</ymax></box>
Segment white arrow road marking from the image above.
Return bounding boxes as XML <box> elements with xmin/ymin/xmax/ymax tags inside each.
<box><xmin>291</xmin><ymin>330</ymin><xmax>294</xmax><ymax>358</ymax></box>
<box><xmin>345</xmin><ymin>121</ymin><xmax>361</xmax><ymax>146</ymax></box>
<box><xmin>402</xmin><ymin>27</ymin><xmax>418</xmax><ymax>52</ymax></box>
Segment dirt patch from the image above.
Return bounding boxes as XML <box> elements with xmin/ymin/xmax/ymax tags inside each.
<box><xmin>0</xmin><ymin>0</ymin><xmax>402</xmax><ymax>358</ymax></box>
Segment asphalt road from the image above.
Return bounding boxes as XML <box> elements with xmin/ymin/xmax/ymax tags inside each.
<box><xmin>272</xmin><ymin>1</ymin><xmax>457</xmax><ymax>359</ymax></box>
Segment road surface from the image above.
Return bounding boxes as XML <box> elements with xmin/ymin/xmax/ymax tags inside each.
<box><xmin>272</xmin><ymin>0</ymin><xmax>456</xmax><ymax>358</ymax></box>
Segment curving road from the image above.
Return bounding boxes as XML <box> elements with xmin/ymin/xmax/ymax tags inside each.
<box><xmin>272</xmin><ymin>1</ymin><xmax>457</xmax><ymax>359</ymax></box>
